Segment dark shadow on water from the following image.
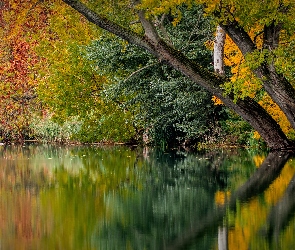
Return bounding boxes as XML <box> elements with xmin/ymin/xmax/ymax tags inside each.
<box><xmin>164</xmin><ymin>150</ymin><xmax>293</xmax><ymax>250</ymax></box>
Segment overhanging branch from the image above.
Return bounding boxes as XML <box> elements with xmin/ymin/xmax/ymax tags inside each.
<box><xmin>62</xmin><ymin>0</ymin><xmax>152</xmax><ymax>51</ymax></box>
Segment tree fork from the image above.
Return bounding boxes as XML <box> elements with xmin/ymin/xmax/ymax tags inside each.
<box><xmin>221</xmin><ymin>21</ymin><xmax>295</xmax><ymax>130</ymax></box>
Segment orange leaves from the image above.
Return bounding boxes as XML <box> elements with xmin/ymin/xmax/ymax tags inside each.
<box><xmin>214</xmin><ymin>190</ymin><xmax>230</xmax><ymax>205</ymax></box>
<box><xmin>222</xmin><ymin>34</ymin><xmax>262</xmax><ymax>101</ymax></box>
<box><xmin>253</xmin><ymin>93</ymin><xmax>295</xmax><ymax>140</ymax></box>
<box><xmin>0</xmin><ymin>0</ymin><xmax>48</xmax><ymax>142</ymax></box>
<box><xmin>258</xmin><ymin>94</ymin><xmax>294</xmax><ymax>139</ymax></box>
<box><xmin>211</xmin><ymin>95</ymin><xmax>223</xmax><ymax>105</ymax></box>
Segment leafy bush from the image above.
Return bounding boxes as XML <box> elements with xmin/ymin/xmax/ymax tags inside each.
<box><xmin>72</xmin><ymin>106</ymin><xmax>136</xmax><ymax>143</ymax></box>
<box><xmin>30</xmin><ymin>116</ymin><xmax>82</xmax><ymax>143</ymax></box>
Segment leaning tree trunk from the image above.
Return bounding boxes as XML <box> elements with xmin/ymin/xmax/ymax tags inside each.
<box><xmin>220</xmin><ymin>21</ymin><xmax>295</xmax><ymax>131</ymax></box>
<box><xmin>152</xmin><ymin>40</ymin><xmax>291</xmax><ymax>149</ymax></box>
<box><xmin>62</xmin><ymin>0</ymin><xmax>294</xmax><ymax>149</ymax></box>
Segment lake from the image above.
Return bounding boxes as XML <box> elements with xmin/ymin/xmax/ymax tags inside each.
<box><xmin>0</xmin><ymin>144</ymin><xmax>294</xmax><ymax>249</ymax></box>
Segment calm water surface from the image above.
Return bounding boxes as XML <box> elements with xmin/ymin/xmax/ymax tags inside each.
<box><xmin>0</xmin><ymin>144</ymin><xmax>294</xmax><ymax>250</ymax></box>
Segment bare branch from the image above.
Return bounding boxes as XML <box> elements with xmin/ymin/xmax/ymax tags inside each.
<box><xmin>124</xmin><ymin>62</ymin><xmax>158</xmax><ymax>82</ymax></box>
<box><xmin>154</xmin><ymin>14</ymin><xmax>173</xmax><ymax>46</ymax></box>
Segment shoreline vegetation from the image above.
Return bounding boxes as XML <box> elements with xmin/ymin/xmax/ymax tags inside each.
<box><xmin>0</xmin><ymin>134</ymin><xmax>261</xmax><ymax>152</ymax></box>
<box><xmin>0</xmin><ymin>113</ymin><xmax>266</xmax><ymax>150</ymax></box>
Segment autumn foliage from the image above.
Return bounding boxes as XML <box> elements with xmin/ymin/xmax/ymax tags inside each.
<box><xmin>1</xmin><ymin>0</ymin><xmax>295</xmax><ymax>147</ymax></box>
<box><xmin>0</xmin><ymin>0</ymin><xmax>49</xmax><ymax>142</ymax></box>
<box><xmin>220</xmin><ymin>31</ymin><xmax>295</xmax><ymax>140</ymax></box>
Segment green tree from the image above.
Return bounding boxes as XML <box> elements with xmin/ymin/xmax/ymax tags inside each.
<box><xmin>34</xmin><ymin>1</ymin><xmax>136</xmax><ymax>143</ymax></box>
<box><xmin>86</xmin><ymin>5</ymin><xmax>226</xmax><ymax>146</ymax></box>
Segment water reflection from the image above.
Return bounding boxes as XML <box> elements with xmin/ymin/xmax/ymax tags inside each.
<box><xmin>0</xmin><ymin>144</ymin><xmax>294</xmax><ymax>249</ymax></box>
<box><xmin>165</xmin><ymin>150</ymin><xmax>293</xmax><ymax>250</ymax></box>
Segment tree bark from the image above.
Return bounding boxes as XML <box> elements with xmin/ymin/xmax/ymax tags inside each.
<box><xmin>220</xmin><ymin>21</ymin><xmax>295</xmax><ymax>130</ymax></box>
<box><xmin>214</xmin><ymin>25</ymin><xmax>226</xmax><ymax>75</ymax></box>
<box><xmin>62</xmin><ymin>0</ymin><xmax>294</xmax><ymax>149</ymax></box>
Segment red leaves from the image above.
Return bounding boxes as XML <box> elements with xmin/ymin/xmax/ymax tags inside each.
<box><xmin>0</xmin><ymin>0</ymin><xmax>48</xmax><ymax>142</ymax></box>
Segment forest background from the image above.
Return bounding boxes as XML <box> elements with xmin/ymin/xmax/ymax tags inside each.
<box><xmin>1</xmin><ymin>0</ymin><xmax>295</xmax><ymax>150</ymax></box>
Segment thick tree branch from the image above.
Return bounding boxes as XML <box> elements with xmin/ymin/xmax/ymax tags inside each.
<box><xmin>221</xmin><ymin>20</ymin><xmax>295</xmax><ymax>130</ymax></box>
<box><xmin>62</xmin><ymin>0</ymin><xmax>152</xmax><ymax>51</ymax></box>
<box><xmin>220</xmin><ymin>20</ymin><xmax>256</xmax><ymax>55</ymax></box>
<box><xmin>263</xmin><ymin>21</ymin><xmax>282</xmax><ymax>50</ymax></box>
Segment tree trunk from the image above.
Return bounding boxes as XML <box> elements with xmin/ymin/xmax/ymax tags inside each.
<box><xmin>62</xmin><ymin>0</ymin><xmax>294</xmax><ymax>149</ymax></box>
<box><xmin>220</xmin><ymin>21</ymin><xmax>295</xmax><ymax>130</ymax></box>
<box><xmin>214</xmin><ymin>25</ymin><xmax>226</xmax><ymax>75</ymax></box>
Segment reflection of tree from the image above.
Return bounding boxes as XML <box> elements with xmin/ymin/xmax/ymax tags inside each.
<box><xmin>164</xmin><ymin>151</ymin><xmax>291</xmax><ymax>250</ymax></box>
<box><xmin>0</xmin><ymin>145</ymin><xmax>143</xmax><ymax>249</ymax></box>
<box><xmin>94</xmin><ymin>149</ymin><xmax>259</xmax><ymax>250</ymax></box>
<box><xmin>262</xmin><ymin>172</ymin><xmax>295</xmax><ymax>244</ymax></box>
<box><xmin>1</xmin><ymin>145</ymin><xmax>294</xmax><ymax>249</ymax></box>
<box><xmin>229</xmin><ymin>151</ymin><xmax>290</xmax><ymax>204</ymax></box>
<box><xmin>94</xmin><ymin>160</ymin><xmax>216</xmax><ymax>250</ymax></box>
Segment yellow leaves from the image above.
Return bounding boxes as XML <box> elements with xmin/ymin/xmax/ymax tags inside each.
<box><xmin>196</xmin><ymin>0</ymin><xmax>295</xmax><ymax>32</ymax></box>
<box><xmin>171</xmin><ymin>9</ymin><xmax>182</xmax><ymax>26</ymax></box>
<box><xmin>197</xmin><ymin>0</ymin><xmax>220</xmax><ymax>14</ymax></box>
<box><xmin>264</xmin><ymin>163</ymin><xmax>295</xmax><ymax>205</ymax></box>
<box><xmin>253</xmin><ymin>155</ymin><xmax>265</xmax><ymax>168</ymax></box>
<box><xmin>214</xmin><ymin>190</ymin><xmax>230</xmax><ymax>205</ymax></box>
<box><xmin>252</xmin><ymin>131</ymin><xmax>261</xmax><ymax>140</ymax></box>
<box><xmin>48</xmin><ymin>1</ymin><xmax>99</xmax><ymax>45</ymax></box>
<box><xmin>204</xmin><ymin>40</ymin><xmax>214</xmax><ymax>50</ymax></box>
<box><xmin>138</xmin><ymin>0</ymin><xmax>192</xmax><ymax>24</ymax></box>
<box><xmin>259</xmin><ymin>93</ymin><xmax>294</xmax><ymax>138</ymax></box>
<box><xmin>211</xmin><ymin>95</ymin><xmax>223</xmax><ymax>105</ymax></box>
